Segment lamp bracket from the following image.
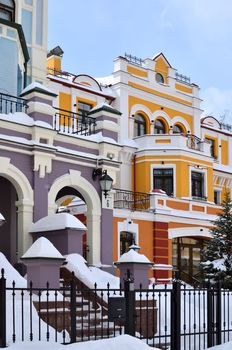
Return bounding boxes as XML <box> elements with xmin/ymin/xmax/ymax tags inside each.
<box><xmin>92</xmin><ymin>168</ymin><xmax>103</xmax><ymax>180</ymax></box>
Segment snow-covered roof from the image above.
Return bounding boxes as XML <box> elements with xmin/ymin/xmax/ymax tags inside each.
<box><xmin>30</xmin><ymin>213</ymin><xmax>87</xmax><ymax>233</ymax></box>
<box><xmin>96</xmin><ymin>75</ymin><xmax>114</xmax><ymax>86</ymax></box>
<box><xmin>21</xmin><ymin>82</ymin><xmax>56</xmax><ymax>96</ymax></box>
<box><xmin>214</xmin><ymin>163</ymin><xmax>232</xmax><ymax>174</ymax></box>
<box><xmin>116</xmin><ymin>249</ymin><xmax>153</xmax><ymax>265</ymax></box>
<box><xmin>0</xmin><ymin>112</ymin><xmax>53</xmax><ymax>129</ymax></box>
<box><xmin>21</xmin><ymin>237</ymin><xmax>64</xmax><ymax>259</ymax></box>
<box><xmin>88</xmin><ymin>102</ymin><xmax>121</xmax><ymax>115</ymax></box>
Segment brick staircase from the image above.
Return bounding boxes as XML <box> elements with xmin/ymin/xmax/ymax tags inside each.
<box><xmin>33</xmin><ymin>267</ymin><xmax>123</xmax><ymax>342</ymax></box>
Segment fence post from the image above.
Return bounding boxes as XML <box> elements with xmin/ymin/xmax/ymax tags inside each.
<box><xmin>216</xmin><ymin>281</ymin><xmax>222</xmax><ymax>345</ymax></box>
<box><xmin>124</xmin><ymin>269</ymin><xmax>135</xmax><ymax>336</ymax></box>
<box><xmin>0</xmin><ymin>269</ymin><xmax>6</xmax><ymax>348</ymax></box>
<box><xmin>171</xmin><ymin>271</ymin><xmax>181</xmax><ymax>350</ymax></box>
<box><xmin>207</xmin><ymin>282</ymin><xmax>214</xmax><ymax>348</ymax></box>
<box><xmin>70</xmin><ymin>272</ymin><xmax>76</xmax><ymax>343</ymax></box>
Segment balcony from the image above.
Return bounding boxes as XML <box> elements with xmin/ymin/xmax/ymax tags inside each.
<box><xmin>113</xmin><ymin>188</ymin><xmax>220</xmax><ymax>217</ymax></box>
<box><xmin>0</xmin><ymin>93</ymin><xmax>28</xmax><ymax>114</ymax></box>
<box><xmin>114</xmin><ymin>189</ymin><xmax>150</xmax><ymax>211</ymax></box>
<box><xmin>134</xmin><ymin>133</ymin><xmax>210</xmax><ymax>155</ymax></box>
<box><xmin>54</xmin><ymin>108</ymin><xmax>96</xmax><ymax>136</ymax></box>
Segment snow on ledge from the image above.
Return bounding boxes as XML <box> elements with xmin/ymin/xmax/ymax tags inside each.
<box><xmin>30</xmin><ymin>213</ymin><xmax>87</xmax><ymax>233</ymax></box>
<box><xmin>21</xmin><ymin>237</ymin><xmax>64</xmax><ymax>259</ymax></box>
<box><xmin>21</xmin><ymin>82</ymin><xmax>55</xmax><ymax>96</ymax></box>
<box><xmin>116</xmin><ymin>249</ymin><xmax>153</xmax><ymax>264</ymax></box>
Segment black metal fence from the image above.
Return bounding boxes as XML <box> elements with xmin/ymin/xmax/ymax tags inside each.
<box><xmin>114</xmin><ymin>189</ymin><xmax>151</xmax><ymax>211</ymax></box>
<box><xmin>54</xmin><ymin>108</ymin><xmax>96</xmax><ymax>136</ymax></box>
<box><xmin>0</xmin><ymin>93</ymin><xmax>28</xmax><ymax>114</ymax></box>
<box><xmin>0</xmin><ymin>269</ymin><xmax>232</xmax><ymax>349</ymax></box>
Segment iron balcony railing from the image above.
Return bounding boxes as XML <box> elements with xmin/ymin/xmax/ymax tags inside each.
<box><xmin>186</xmin><ymin>134</ymin><xmax>203</xmax><ymax>152</ymax></box>
<box><xmin>47</xmin><ymin>67</ymin><xmax>74</xmax><ymax>81</ymax></box>
<box><xmin>114</xmin><ymin>189</ymin><xmax>150</xmax><ymax>211</ymax></box>
<box><xmin>220</xmin><ymin>122</ymin><xmax>232</xmax><ymax>133</ymax></box>
<box><xmin>54</xmin><ymin>108</ymin><xmax>96</xmax><ymax>136</ymax></box>
<box><xmin>175</xmin><ymin>72</ymin><xmax>191</xmax><ymax>84</ymax></box>
<box><xmin>0</xmin><ymin>92</ymin><xmax>28</xmax><ymax>114</ymax></box>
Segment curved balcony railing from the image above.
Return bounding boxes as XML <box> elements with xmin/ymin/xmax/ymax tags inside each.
<box><xmin>0</xmin><ymin>92</ymin><xmax>28</xmax><ymax>114</ymax></box>
<box><xmin>186</xmin><ymin>134</ymin><xmax>203</xmax><ymax>151</ymax></box>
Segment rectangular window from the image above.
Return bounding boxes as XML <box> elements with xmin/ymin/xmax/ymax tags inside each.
<box><xmin>22</xmin><ymin>9</ymin><xmax>32</xmax><ymax>44</ymax></box>
<box><xmin>153</xmin><ymin>168</ymin><xmax>173</xmax><ymax>196</ymax></box>
<box><xmin>36</xmin><ymin>0</ymin><xmax>43</xmax><ymax>46</ymax></box>
<box><xmin>191</xmin><ymin>171</ymin><xmax>204</xmax><ymax>198</ymax></box>
<box><xmin>78</xmin><ymin>102</ymin><xmax>92</xmax><ymax>119</ymax></box>
<box><xmin>205</xmin><ymin>138</ymin><xmax>216</xmax><ymax>158</ymax></box>
<box><xmin>214</xmin><ymin>191</ymin><xmax>220</xmax><ymax>205</ymax></box>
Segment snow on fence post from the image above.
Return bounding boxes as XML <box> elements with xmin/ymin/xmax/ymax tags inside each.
<box><xmin>0</xmin><ymin>269</ymin><xmax>6</xmax><ymax>348</ymax></box>
<box><xmin>171</xmin><ymin>270</ymin><xmax>181</xmax><ymax>350</ymax></box>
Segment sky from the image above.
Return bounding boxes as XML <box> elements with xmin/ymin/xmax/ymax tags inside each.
<box><xmin>48</xmin><ymin>0</ymin><xmax>232</xmax><ymax>122</ymax></box>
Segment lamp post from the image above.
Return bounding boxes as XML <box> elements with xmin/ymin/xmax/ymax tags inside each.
<box><xmin>99</xmin><ymin>170</ymin><xmax>113</xmax><ymax>198</ymax></box>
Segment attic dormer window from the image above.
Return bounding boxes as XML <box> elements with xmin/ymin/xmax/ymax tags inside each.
<box><xmin>0</xmin><ymin>0</ymin><xmax>15</xmax><ymax>21</ymax></box>
<box><xmin>156</xmin><ymin>73</ymin><xmax>164</xmax><ymax>84</ymax></box>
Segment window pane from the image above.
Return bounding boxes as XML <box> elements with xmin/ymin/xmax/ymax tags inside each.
<box><xmin>153</xmin><ymin>168</ymin><xmax>173</xmax><ymax>195</ymax></box>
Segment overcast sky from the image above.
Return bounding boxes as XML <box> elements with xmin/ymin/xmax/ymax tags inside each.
<box><xmin>48</xmin><ymin>0</ymin><xmax>232</xmax><ymax>122</ymax></box>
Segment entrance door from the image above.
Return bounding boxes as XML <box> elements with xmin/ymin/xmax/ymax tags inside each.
<box><xmin>173</xmin><ymin>238</ymin><xmax>204</xmax><ymax>284</ymax></box>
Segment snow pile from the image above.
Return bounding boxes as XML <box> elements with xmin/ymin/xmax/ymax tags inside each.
<box><xmin>10</xmin><ymin>335</ymin><xmax>156</xmax><ymax>349</ymax></box>
<box><xmin>65</xmin><ymin>254</ymin><xmax>119</xmax><ymax>289</ymax></box>
<box><xmin>0</xmin><ymin>253</ymin><xmax>63</xmax><ymax>345</ymax></box>
<box><xmin>22</xmin><ymin>237</ymin><xmax>64</xmax><ymax>259</ymax></box>
<box><xmin>207</xmin><ymin>341</ymin><xmax>232</xmax><ymax>349</ymax></box>
<box><xmin>0</xmin><ymin>252</ymin><xmax>26</xmax><ymax>287</ymax></box>
<box><xmin>117</xmin><ymin>249</ymin><xmax>152</xmax><ymax>264</ymax></box>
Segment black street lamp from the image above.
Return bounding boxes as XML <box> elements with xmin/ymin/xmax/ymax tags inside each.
<box><xmin>99</xmin><ymin>170</ymin><xmax>113</xmax><ymax>198</ymax></box>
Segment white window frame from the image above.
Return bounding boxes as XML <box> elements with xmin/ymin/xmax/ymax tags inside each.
<box><xmin>189</xmin><ymin>166</ymin><xmax>207</xmax><ymax>200</ymax></box>
<box><xmin>117</xmin><ymin>219</ymin><xmax>138</xmax><ymax>259</ymax></box>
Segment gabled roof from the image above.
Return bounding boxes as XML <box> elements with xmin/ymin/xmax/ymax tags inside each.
<box><xmin>152</xmin><ymin>52</ymin><xmax>172</xmax><ymax>68</ymax></box>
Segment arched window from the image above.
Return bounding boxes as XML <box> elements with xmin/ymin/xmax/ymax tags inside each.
<box><xmin>120</xmin><ymin>231</ymin><xmax>134</xmax><ymax>255</ymax></box>
<box><xmin>154</xmin><ymin>119</ymin><xmax>166</xmax><ymax>134</ymax></box>
<box><xmin>156</xmin><ymin>73</ymin><xmax>164</xmax><ymax>84</ymax></box>
<box><xmin>134</xmin><ymin>113</ymin><xmax>146</xmax><ymax>137</ymax></box>
<box><xmin>0</xmin><ymin>0</ymin><xmax>15</xmax><ymax>21</ymax></box>
<box><xmin>173</xmin><ymin>124</ymin><xmax>183</xmax><ymax>134</ymax></box>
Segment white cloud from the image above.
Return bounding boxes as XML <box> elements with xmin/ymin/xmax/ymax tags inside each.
<box><xmin>201</xmin><ymin>87</ymin><xmax>232</xmax><ymax>123</ymax></box>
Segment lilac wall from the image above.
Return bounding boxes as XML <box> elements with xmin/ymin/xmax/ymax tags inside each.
<box><xmin>101</xmin><ymin>208</ymin><xmax>113</xmax><ymax>265</ymax></box>
<box><xmin>32</xmin><ymin>228</ymin><xmax>84</xmax><ymax>256</ymax></box>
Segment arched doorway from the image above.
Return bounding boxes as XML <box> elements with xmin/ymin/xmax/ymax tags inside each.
<box><xmin>0</xmin><ymin>177</ymin><xmax>18</xmax><ymax>264</ymax></box>
<box><xmin>0</xmin><ymin>157</ymin><xmax>34</xmax><ymax>266</ymax></box>
<box><xmin>55</xmin><ymin>186</ymin><xmax>88</xmax><ymax>260</ymax></box>
<box><xmin>48</xmin><ymin>170</ymin><xmax>101</xmax><ymax>265</ymax></box>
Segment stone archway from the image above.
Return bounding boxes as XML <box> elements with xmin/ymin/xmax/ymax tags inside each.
<box><xmin>48</xmin><ymin>170</ymin><xmax>101</xmax><ymax>265</ymax></box>
<box><xmin>0</xmin><ymin>157</ymin><xmax>34</xmax><ymax>262</ymax></box>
